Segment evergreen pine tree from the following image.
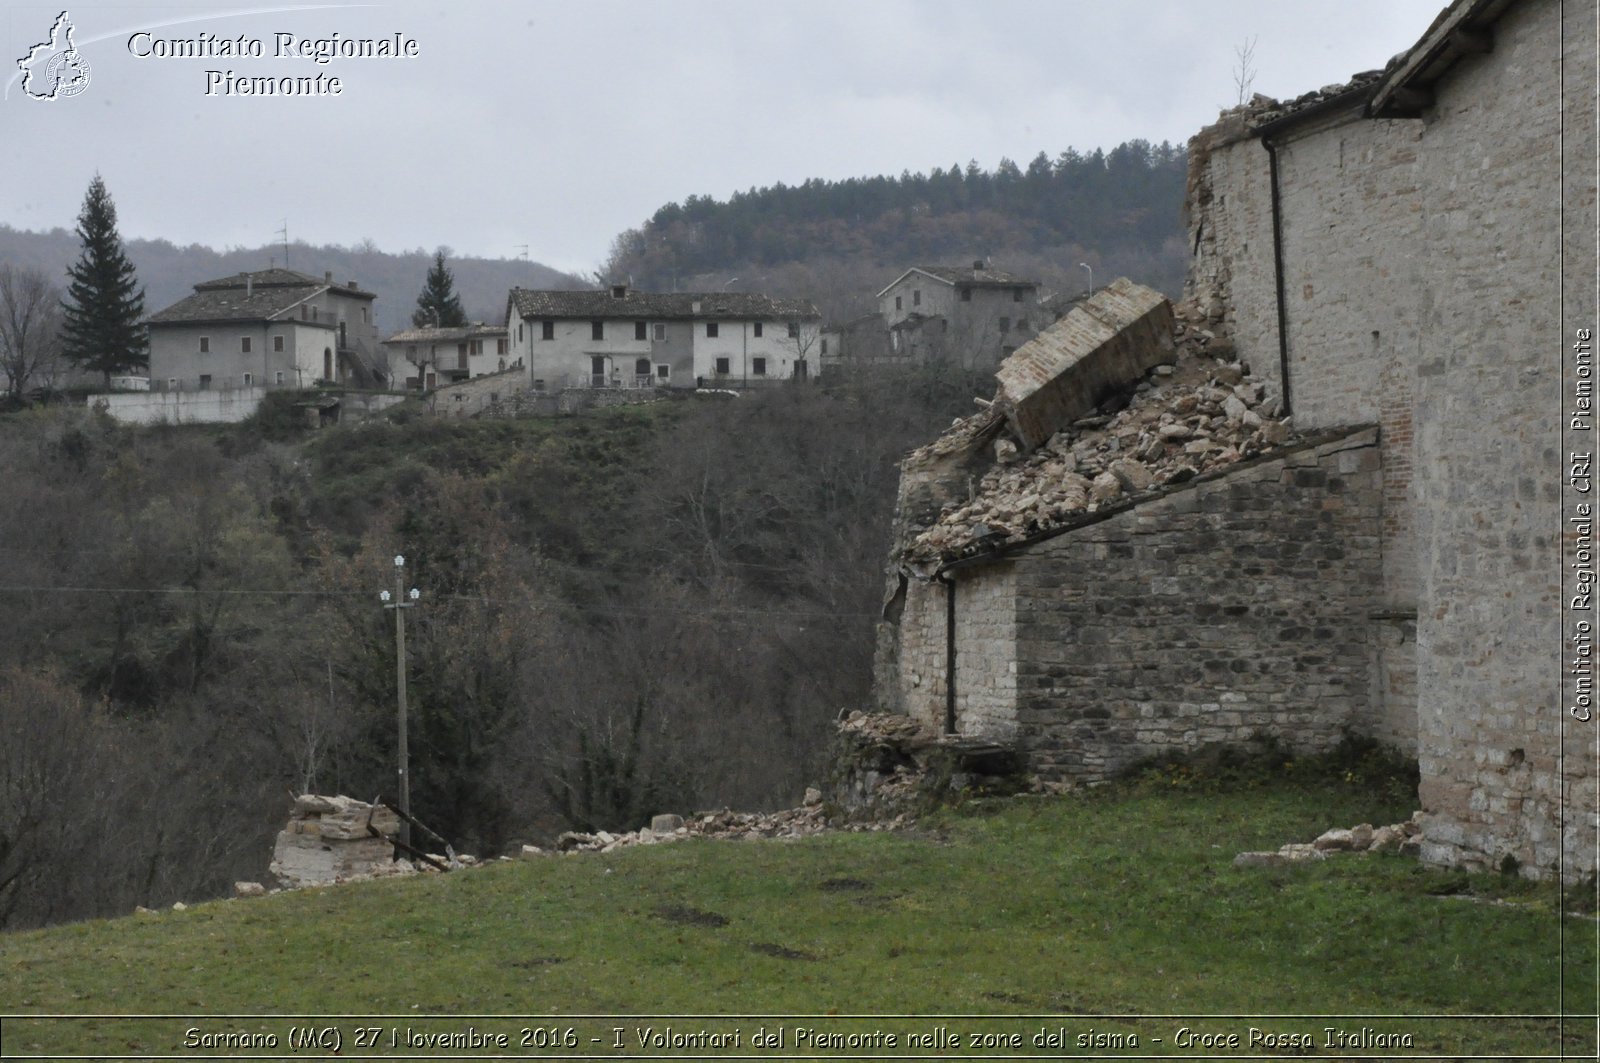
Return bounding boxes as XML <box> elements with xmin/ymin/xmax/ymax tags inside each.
<box><xmin>60</xmin><ymin>175</ymin><xmax>147</xmax><ymax>385</ymax></box>
<box><xmin>412</xmin><ymin>250</ymin><xmax>467</xmax><ymax>327</ymax></box>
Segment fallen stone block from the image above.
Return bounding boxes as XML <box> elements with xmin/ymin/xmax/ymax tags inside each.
<box><xmin>1313</xmin><ymin>828</ymin><xmax>1355</xmax><ymax>851</ymax></box>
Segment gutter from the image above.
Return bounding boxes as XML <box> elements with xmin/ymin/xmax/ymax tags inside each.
<box><xmin>1263</xmin><ymin>136</ymin><xmax>1293</xmax><ymax>418</ymax></box>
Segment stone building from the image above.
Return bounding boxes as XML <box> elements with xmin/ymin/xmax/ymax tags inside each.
<box><xmin>876</xmin><ymin>0</ymin><xmax>1597</xmax><ymax>882</ymax></box>
<box><xmin>877</xmin><ymin>263</ymin><xmax>1041</xmax><ymax>368</ymax></box>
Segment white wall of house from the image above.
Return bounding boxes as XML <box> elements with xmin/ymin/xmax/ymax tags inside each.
<box><xmin>691</xmin><ymin>319</ymin><xmax>819</xmax><ymax>384</ymax></box>
<box><xmin>150</xmin><ymin>321</ymin><xmax>337</xmax><ymax>391</ymax></box>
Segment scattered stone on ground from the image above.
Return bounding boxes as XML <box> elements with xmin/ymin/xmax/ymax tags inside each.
<box><xmin>1233</xmin><ymin>812</ymin><xmax>1424</xmax><ymax>868</ymax></box>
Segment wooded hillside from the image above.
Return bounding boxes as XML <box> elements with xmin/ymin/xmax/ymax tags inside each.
<box><xmin>0</xmin><ymin>225</ymin><xmax>580</xmax><ymax>334</ymax></box>
<box><xmin>602</xmin><ymin>141</ymin><xmax>1188</xmax><ymax>321</ymax></box>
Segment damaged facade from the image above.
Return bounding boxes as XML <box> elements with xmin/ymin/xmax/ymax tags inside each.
<box><xmin>877</xmin><ymin>0</ymin><xmax>1597</xmax><ymax>881</ymax></box>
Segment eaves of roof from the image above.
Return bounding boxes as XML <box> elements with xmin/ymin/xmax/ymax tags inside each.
<box><xmin>1368</xmin><ymin>0</ymin><xmax>1515</xmax><ymax>119</ymax></box>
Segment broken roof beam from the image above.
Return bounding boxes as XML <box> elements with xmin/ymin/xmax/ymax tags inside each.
<box><xmin>993</xmin><ymin>277</ymin><xmax>1176</xmax><ymax>453</ymax></box>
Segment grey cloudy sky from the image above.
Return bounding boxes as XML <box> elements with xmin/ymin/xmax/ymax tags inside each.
<box><xmin>3</xmin><ymin>0</ymin><xmax>1443</xmax><ymax>274</ymax></box>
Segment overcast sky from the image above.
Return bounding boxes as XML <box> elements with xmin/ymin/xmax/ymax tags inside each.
<box><xmin>3</xmin><ymin>0</ymin><xmax>1443</xmax><ymax>275</ymax></box>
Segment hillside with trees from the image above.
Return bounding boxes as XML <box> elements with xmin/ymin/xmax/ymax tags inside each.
<box><xmin>0</xmin><ymin>224</ymin><xmax>581</xmax><ymax>335</ymax></box>
<box><xmin>602</xmin><ymin>140</ymin><xmax>1188</xmax><ymax>321</ymax></box>
<box><xmin>0</xmin><ymin>371</ymin><xmax>987</xmax><ymax>930</ymax></box>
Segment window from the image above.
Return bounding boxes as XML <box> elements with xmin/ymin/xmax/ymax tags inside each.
<box><xmin>753</xmin><ymin>322</ymin><xmax>763</xmax><ymax>338</ymax></box>
<box><xmin>913</xmin><ymin>289</ymin><xmax>921</xmax><ymax>306</ymax></box>
<box><xmin>752</xmin><ymin>357</ymin><xmax>767</xmax><ymax>376</ymax></box>
<box><xmin>591</xmin><ymin>320</ymin><xmax>604</xmax><ymax>341</ymax></box>
<box><xmin>635</xmin><ymin>357</ymin><xmax>651</xmax><ymax>377</ymax></box>
<box><xmin>274</xmin><ymin>371</ymin><xmax>285</xmax><ymax>385</ymax></box>
<box><xmin>198</xmin><ymin>374</ymin><xmax>212</xmax><ymax>389</ymax></box>
<box><xmin>787</xmin><ymin>322</ymin><xmax>799</xmax><ymax>338</ymax></box>
<box><xmin>300</xmin><ymin>306</ymin><xmax>308</xmax><ymax>321</ymax></box>
<box><xmin>533</xmin><ymin>378</ymin><xmax>546</xmax><ymax>391</ymax></box>
<box><xmin>656</xmin><ymin>363</ymin><xmax>670</xmax><ymax>380</ymax></box>
<box><xmin>167</xmin><ymin>377</ymin><xmax>177</xmax><ymax>389</ymax></box>
<box><xmin>273</xmin><ymin>335</ymin><xmax>284</xmax><ymax>352</ymax></box>
<box><xmin>241</xmin><ymin>337</ymin><xmax>252</xmax><ymax>353</ymax></box>
<box><xmin>821</xmin><ymin>339</ymin><xmax>829</xmax><ymax>355</ymax></box>
<box><xmin>458</xmin><ymin>344</ymin><xmax>468</xmax><ymax>370</ymax></box>
<box><xmin>497</xmin><ymin>338</ymin><xmax>507</xmax><ymax>355</ymax></box>
<box><xmin>714</xmin><ymin>356</ymin><xmax>730</xmax><ymax>375</ymax></box>
<box><xmin>1012</xmin><ymin>288</ymin><xmax>1024</xmax><ymax>302</ymax></box>
<box><xmin>706</xmin><ymin>322</ymin><xmax>719</xmax><ymax>338</ymax></box>
<box><xmin>198</xmin><ymin>336</ymin><xmax>210</xmax><ymax>353</ymax></box>
<box><xmin>635</xmin><ymin>321</ymin><xmax>647</xmax><ymax>341</ymax></box>
<box><xmin>960</xmin><ymin>288</ymin><xmax>972</xmax><ymax>302</ymax></box>
<box><xmin>653</xmin><ymin>323</ymin><xmax>665</xmax><ymax>341</ymax></box>
<box><xmin>1019</xmin><ymin>318</ymin><xmax>1030</xmax><ymax>331</ymax></box>
<box><xmin>242</xmin><ymin>372</ymin><xmax>253</xmax><ymax>386</ymax></box>
<box><xmin>362</xmin><ymin>306</ymin><xmax>370</xmax><ymax>322</ymax></box>
<box><xmin>894</xmin><ymin>296</ymin><xmax>902</xmax><ymax>311</ymax></box>
<box><xmin>518</xmin><ymin>324</ymin><xmax>524</xmax><ymax>342</ymax></box>
<box><xmin>999</xmin><ymin>316</ymin><xmax>1011</xmax><ymax>333</ymax></box>
<box><xmin>542</xmin><ymin>320</ymin><xmax>555</xmax><ymax>340</ymax></box>
<box><xmin>311</xmin><ymin>306</ymin><xmax>319</xmax><ymax>322</ymax></box>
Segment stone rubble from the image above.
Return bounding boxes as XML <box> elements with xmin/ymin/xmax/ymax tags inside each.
<box><xmin>1232</xmin><ymin>812</ymin><xmax>1424</xmax><ymax>868</ymax></box>
<box><xmin>900</xmin><ymin>302</ymin><xmax>1295</xmax><ymax>567</ymax></box>
<box><xmin>269</xmin><ymin>794</ymin><xmax>420</xmax><ymax>889</ymax></box>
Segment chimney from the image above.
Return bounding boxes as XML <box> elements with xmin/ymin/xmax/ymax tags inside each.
<box><xmin>348</xmin><ymin>280</ymin><xmax>358</xmax><ymax>290</ymax></box>
<box><xmin>972</xmin><ymin>260</ymin><xmax>985</xmax><ymax>271</ymax></box>
<box><xmin>241</xmin><ymin>271</ymin><xmax>252</xmax><ymax>296</ymax></box>
<box><xmin>611</xmin><ymin>284</ymin><xmax>627</xmax><ymax>299</ymax></box>
<box><xmin>324</xmin><ymin>271</ymin><xmax>333</xmax><ymax>283</ymax></box>
<box><xmin>691</xmin><ymin>299</ymin><xmax>702</xmax><ymax>314</ymax></box>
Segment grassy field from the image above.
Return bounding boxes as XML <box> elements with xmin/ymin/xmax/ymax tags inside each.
<box><xmin>1</xmin><ymin>779</ymin><xmax>1594</xmax><ymax>1059</ymax></box>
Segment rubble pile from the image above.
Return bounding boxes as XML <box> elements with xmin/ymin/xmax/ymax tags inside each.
<box><xmin>269</xmin><ymin>794</ymin><xmax>421</xmax><ymax>889</ymax></box>
<box><xmin>530</xmin><ymin>791</ymin><xmax>833</xmax><ymax>857</ymax></box>
<box><xmin>900</xmin><ymin>306</ymin><xmax>1294</xmax><ymax>567</ymax></box>
<box><xmin>1232</xmin><ymin>813</ymin><xmax>1424</xmax><ymax>868</ymax></box>
<box><xmin>830</xmin><ymin>710</ymin><xmax>1028</xmax><ymax>818</ymax></box>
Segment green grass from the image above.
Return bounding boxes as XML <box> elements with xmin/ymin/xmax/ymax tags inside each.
<box><xmin>2</xmin><ymin>782</ymin><xmax>1594</xmax><ymax>1058</ymax></box>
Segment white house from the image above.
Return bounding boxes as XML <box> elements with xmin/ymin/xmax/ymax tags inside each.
<box><xmin>505</xmin><ymin>284</ymin><xmax>822</xmax><ymax>392</ymax></box>
<box><xmin>379</xmin><ymin>323</ymin><xmax>512</xmax><ymax>390</ymax></box>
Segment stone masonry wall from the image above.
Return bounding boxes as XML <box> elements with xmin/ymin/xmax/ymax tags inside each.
<box><xmin>952</xmin><ymin>564</ymin><xmax>1019</xmax><ymax>741</ymax></box>
<box><xmin>1188</xmin><ymin>104</ymin><xmax>1423</xmax><ymax>619</ymax></box>
<box><xmin>1010</xmin><ymin>429</ymin><xmax>1384</xmax><ymax>783</ymax></box>
<box><xmin>887</xmin><ymin>575</ymin><xmax>947</xmax><ymax>730</ymax></box>
<box><xmin>1406</xmin><ymin>0</ymin><xmax>1595</xmax><ymax>879</ymax></box>
<box><xmin>1184</xmin><ymin>0</ymin><xmax>1597</xmax><ymax>879</ymax></box>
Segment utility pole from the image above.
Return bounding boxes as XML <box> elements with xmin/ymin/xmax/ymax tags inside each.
<box><xmin>379</xmin><ymin>554</ymin><xmax>421</xmax><ymax>848</ymax></box>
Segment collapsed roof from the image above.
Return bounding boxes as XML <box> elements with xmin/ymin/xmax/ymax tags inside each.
<box><xmin>891</xmin><ymin>279</ymin><xmax>1298</xmax><ymax>575</ymax></box>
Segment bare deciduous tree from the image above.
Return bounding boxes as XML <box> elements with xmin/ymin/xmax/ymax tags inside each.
<box><xmin>1233</xmin><ymin>36</ymin><xmax>1259</xmax><ymax>107</ymax></box>
<box><xmin>0</xmin><ymin>265</ymin><xmax>65</xmax><ymax>401</ymax></box>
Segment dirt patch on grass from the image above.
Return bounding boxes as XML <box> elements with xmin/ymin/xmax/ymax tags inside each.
<box><xmin>818</xmin><ymin>877</ymin><xmax>872</xmax><ymax>893</ymax></box>
<box><xmin>654</xmin><ymin>904</ymin><xmax>729</xmax><ymax>928</ymax></box>
<box><xmin>750</xmin><ymin>942</ymin><xmax>815</xmax><ymax>961</ymax></box>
